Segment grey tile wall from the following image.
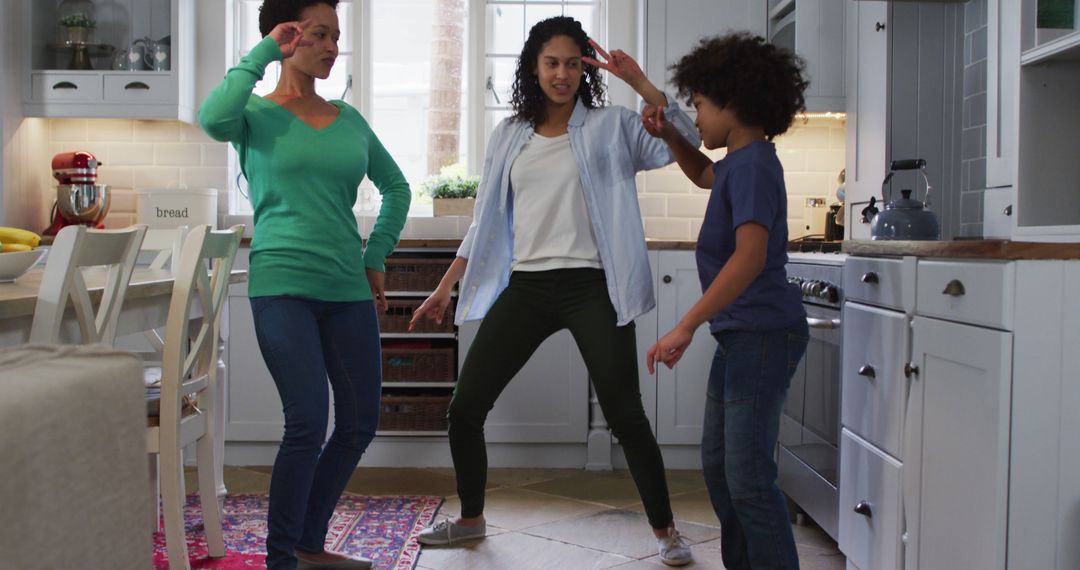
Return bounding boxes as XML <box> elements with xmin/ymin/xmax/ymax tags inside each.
<box><xmin>961</xmin><ymin>0</ymin><xmax>988</xmax><ymax>237</ymax></box>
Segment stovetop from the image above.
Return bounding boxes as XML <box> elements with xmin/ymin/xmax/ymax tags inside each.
<box><xmin>788</xmin><ymin>238</ymin><xmax>844</xmax><ymax>254</ymax></box>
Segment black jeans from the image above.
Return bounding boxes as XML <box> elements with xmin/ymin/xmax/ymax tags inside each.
<box><xmin>448</xmin><ymin>268</ymin><xmax>674</xmax><ymax>529</ymax></box>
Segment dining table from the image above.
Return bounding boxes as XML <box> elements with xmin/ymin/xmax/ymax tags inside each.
<box><xmin>0</xmin><ymin>266</ymin><xmax>248</xmax><ymax>505</ymax></box>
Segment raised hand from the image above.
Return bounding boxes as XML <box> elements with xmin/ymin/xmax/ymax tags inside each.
<box><xmin>268</xmin><ymin>20</ymin><xmax>313</xmax><ymax>59</ymax></box>
<box><xmin>582</xmin><ymin>39</ymin><xmax>646</xmax><ymax>86</ymax></box>
<box><xmin>641</xmin><ymin>104</ymin><xmax>676</xmax><ymax>140</ymax></box>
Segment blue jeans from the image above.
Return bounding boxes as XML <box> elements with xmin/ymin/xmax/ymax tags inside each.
<box><xmin>250</xmin><ymin>296</ymin><xmax>382</xmax><ymax>570</ymax></box>
<box><xmin>702</xmin><ymin>321</ymin><xmax>809</xmax><ymax>570</ymax></box>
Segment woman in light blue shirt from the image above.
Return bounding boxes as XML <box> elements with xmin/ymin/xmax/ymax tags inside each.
<box><xmin>409</xmin><ymin>16</ymin><xmax>700</xmax><ymax>565</ymax></box>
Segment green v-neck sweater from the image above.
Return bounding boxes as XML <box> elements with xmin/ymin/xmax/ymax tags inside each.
<box><xmin>198</xmin><ymin>36</ymin><xmax>410</xmax><ymax>302</ymax></box>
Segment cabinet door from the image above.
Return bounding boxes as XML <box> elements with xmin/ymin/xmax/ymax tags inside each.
<box><xmin>795</xmin><ymin>0</ymin><xmax>846</xmax><ymax>112</ymax></box>
<box><xmin>906</xmin><ymin>316</ymin><xmax>1012</xmax><ymax>570</ymax></box>
<box><xmin>645</xmin><ymin>0</ymin><xmax>767</xmax><ymax>111</ymax></box>
<box><xmin>225</xmin><ymin>292</ymin><xmax>286</xmax><ymax>441</ymax></box>
<box><xmin>844</xmin><ymin>0</ymin><xmax>889</xmax><ymax>240</ymax></box>
<box><xmin>457</xmin><ymin>321</ymin><xmax>589</xmax><ymax>443</ymax></box>
<box><xmin>655</xmin><ymin>251</ymin><xmax>713</xmax><ymax>445</ymax></box>
<box><xmin>635</xmin><ymin>250</ymin><xmax>661</xmax><ymax>430</ymax></box>
<box><xmin>985</xmin><ymin>0</ymin><xmax>1019</xmax><ymax>190</ymax></box>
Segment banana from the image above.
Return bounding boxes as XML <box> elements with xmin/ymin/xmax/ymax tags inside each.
<box><xmin>1</xmin><ymin>243</ymin><xmax>32</xmax><ymax>253</ymax></box>
<box><xmin>0</xmin><ymin>227</ymin><xmax>41</xmax><ymax>248</ymax></box>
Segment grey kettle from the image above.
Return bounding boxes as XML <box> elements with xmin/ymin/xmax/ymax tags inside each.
<box><xmin>870</xmin><ymin>159</ymin><xmax>941</xmax><ymax>241</ymax></box>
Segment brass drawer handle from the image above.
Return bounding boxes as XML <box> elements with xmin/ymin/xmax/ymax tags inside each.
<box><xmin>52</xmin><ymin>81</ymin><xmax>78</xmax><ymax>90</ymax></box>
<box><xmin>124</xmin><ymin>81</ymin><xmax>151</xmax><ymax>90</ymax></box>
<box><xmin>861</xmin><ymin>272</ymin><xmax>879</xmax><ymax>284</ymax></box>
<box><xmin>858</xmin><ymin>365</ymin><xmax>876</xmax><ymax>378</ymax></box>
<box><xmin>942</xmin><ymin>279</ymin><xmax>966</xmax><ymax>297</ymax></box>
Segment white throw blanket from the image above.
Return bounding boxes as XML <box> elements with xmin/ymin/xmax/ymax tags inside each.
<box><xmin>0</xmin><ymin>344</ymin><xmax>152</xmax><ymax>569</ymax></box>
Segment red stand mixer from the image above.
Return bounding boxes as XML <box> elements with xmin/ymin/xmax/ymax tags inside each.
<box><xmin>43</xmin><ymin>151</ymin><xmax>111</xmax><ymax>236</ymax></box>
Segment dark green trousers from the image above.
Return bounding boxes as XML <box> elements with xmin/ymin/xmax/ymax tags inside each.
<box><xmin>448</xmin><ymin>268</ymin><xmax>674</xmax><ymax>529</ymax></box>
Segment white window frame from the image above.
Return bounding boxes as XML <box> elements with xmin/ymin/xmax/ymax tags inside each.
<box><xmin>228</xmin><ymin>0</ymin><xmax>605</xmax><ymax>216</ymax></box>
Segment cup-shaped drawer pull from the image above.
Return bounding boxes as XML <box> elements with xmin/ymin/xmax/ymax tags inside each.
<box><xmin>858</xmin><ymin>365</ymin><xmax>876</xmax><ymax>378</ymax></box>
<box><xmin>854</xmin><ymin>500</ymin><xmax>873</xmax><ymax>518</ymax></box>
<box><xmin>52</xmin><ymin>81</ymin><xmax>78</xmax><ymax>90</ymax></box>
<box><xmin>124</xmin><ymin>81</ymin><xmax>151</xmax><ymax>90</ymax></box>
<box><xmin>942</xmin><ymin>279</ymin><xmax>966</xmax><ymax>297</ymax></box>
<box><xmin>861</xmin><ymin>271</ymin><xmax>879</xmax><ymax>284</ymax></box>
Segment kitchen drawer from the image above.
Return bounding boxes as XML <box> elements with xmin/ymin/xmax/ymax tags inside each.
<box><xmin>916</xmin><ymin>260</ymin><xmax>1014</xmax><ymax>330</ymax></box>
<box><xmin>841</xmin><ymin>302</ymin><xmax>907</xmax><ymax>458</ymax></box>
<box><xmin>104</xmin><ymin>74</ymin><xmax>178</xmax><ymax>104</ymax></box>
<box><xmin>31</xmin><ymin>73</ymin><xmax>102</xmax><ymax>102</ymax></box>
<box><xmin>843</xmin><ymin>257</ymin><xmax>913</xmax><ymax>311</ymax></box>
<box><xmin>839</xmin><ymin>429</ymin><xmax>903</xmax><ymax>570</ymax></box>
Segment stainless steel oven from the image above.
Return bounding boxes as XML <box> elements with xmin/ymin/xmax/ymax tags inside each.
<box><xmin>778</xmin><ymin>252</ymin><xmax>844</xmax><ymax>540</ymax></box>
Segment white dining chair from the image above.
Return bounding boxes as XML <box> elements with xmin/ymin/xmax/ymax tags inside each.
<box><xmin>147</xmin><ymin>224</ymin><xmax>242</xmax><ymax>570</ymax></box>
<box><xmin>29</xmin><ymin>224</ymin><xmax>148</xmax><ymax>345</ymax></box>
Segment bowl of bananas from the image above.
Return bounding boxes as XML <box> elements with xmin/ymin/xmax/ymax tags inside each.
<box><xmin>0</xmin><ymin>227</ymin><xmax>46</xmax><ymax>283</ymax></box>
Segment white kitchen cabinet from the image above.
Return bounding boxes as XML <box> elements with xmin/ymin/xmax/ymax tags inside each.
<box><xmin>23</xmin><ymin>0</ymin><xmax>195</xmax><ymax>122</ymax></box>
<box><xmin>768</xmin><ymin>0</ymin><xmax>846</xmax><ymax>113</ymax></box>
<box><xmin>985</xmin><ymin>0</ymin><xmax>1019</xmax><ymax>191</ymax></box>
<box><xmin>456</xmin><ymin>320</ymin><xmax>589</xmax><ymax>444</ymax></box>
<box><xmin>839</xmin><ymin>429</ymin><xmax>902</xmax><ymax>570</ymax></box>
<box><xmin>905</xmin><ymin>315</ymin><xmax>1012</xmax><ymax>570</ymax></box>
<box><xmin>843</xmin><ymin>0</ymin><xmax>889</xmax><ymax>240</ymax></box>
<box><xmin>644</xmin><ymin>0</ymin><xmax>767</xmax><ymax>112</ymax></box>
<box><xmin>653</xmin><ymin>250</ymin><xmax>712</xmax><ymax>445</ymax></box>
<box><xmin>225</xmin><ymin>289</ymin><xmax>287</xmax><ymax>441</ymax></box>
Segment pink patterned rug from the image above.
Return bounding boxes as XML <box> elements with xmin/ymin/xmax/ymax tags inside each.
<box><xmin>152</xmin><ymin>494</ymin><xmax>443</xmax><ymax>569</ymax></box>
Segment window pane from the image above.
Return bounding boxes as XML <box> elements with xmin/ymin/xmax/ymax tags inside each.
<box><xmin>239</xmin><ymin>1</ymin><xmax>263</xmax><ymax>50</ymax></box>
<box><xmin>564</xmin><ymin>5</ymin><xmax>597</xmax><ymax>36</ymax></box>
<box><xmin>487</xmin><ymin>56</ymin><xmax>515</xmax><ymax>107</ymax></box>
<box><xmin>371</xmin><ymin>0</ymin><xmax>470</xmax><ymax>191</ymax></box>
<box><xmin>252</xmin><ymin>61</ymin><xmax>280</xmax><ymax>97</ymax></box>
<box><xmin>487</xmin><ymin>4</ymin><xmax>524</xmax><ymax>55</ymax></box>
<box><xmin>525</xmin><ymin>4</ymin><xmax>563</xmax><ymax>31</ymax></box>
<box><xmin>337</xmin><ymin>2</ymin><xmax>353</xmax><ymax>53</ymax></box>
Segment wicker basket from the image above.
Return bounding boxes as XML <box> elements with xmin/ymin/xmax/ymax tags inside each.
<box><xmin>382</xmin><ymin>346</ymin><xmax>455</xmax><ymax>383</ymax></box>
<box><xmin>378</xmin><ymin>395</ymin><xmax>452</xmax><ymax>431</ymax></box>
<box><xmin>380</xmin><ymin>299</ymin><xmax>455</xmax><ymax>333</ymax></box>
<box><xmin>384</xmin><ymin>258</ymin><xmax>452</xmax><ymax>291</ymax></box>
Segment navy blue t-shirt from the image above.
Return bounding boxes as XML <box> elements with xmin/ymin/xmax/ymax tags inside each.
<box><xmin>696</xmin><ymin>140</ymin><xmax>805</xmax><ymax>333</ymax></box>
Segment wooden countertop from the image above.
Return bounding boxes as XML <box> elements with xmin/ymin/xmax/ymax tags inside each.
<box><xmin>842</xmin><ymin>240</ymin><xmax>1080</xmax><ymax>260</ymax></box>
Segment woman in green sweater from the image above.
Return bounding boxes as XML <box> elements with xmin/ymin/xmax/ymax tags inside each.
<box><xmin>199</xmin><ymin>1</ymin><xmax>409</xmax><ymax>568</ymax></box>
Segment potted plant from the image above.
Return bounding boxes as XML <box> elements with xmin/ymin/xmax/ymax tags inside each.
<box><xmin>422</xmin><ymin>164</ymin><xmax>479</xmax><ymax>217</ymax></box>
<box><xmin>59</xmin><ymin>14</ymin><xmax>96</xmax><ymax>44</ymax></box>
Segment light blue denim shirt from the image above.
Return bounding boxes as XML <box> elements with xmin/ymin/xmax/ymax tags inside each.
<box><xmin>455</xmin><ymin>94</ymin><xmax>700</xmax><ymax>326</ymax></box>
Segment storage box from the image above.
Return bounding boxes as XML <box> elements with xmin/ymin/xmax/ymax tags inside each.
<box><xmin>377</xmin><ymin>395</ymin><xmax>452</xmax><ymax>431</ymax></box>
<box><xmin>136</xmin><ymin>188</ymin><xmax>218</xmax><ymax>229</ymax></box>
<box><xmin>385</xmin><ymin>258</ymin><xmax>452</xmax><ymax>291</ymax></box>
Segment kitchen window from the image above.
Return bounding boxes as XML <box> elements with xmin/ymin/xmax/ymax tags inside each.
<box><xmin>229</xmin><ymin>0</ymin><xmax>602</xmax><ymax>216</ymax></box>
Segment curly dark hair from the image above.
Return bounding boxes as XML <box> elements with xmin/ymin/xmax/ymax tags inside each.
<box><xmin>510</xmin><ymin>16</ymin><xmax>606</xmax><ymax>126</ymax></box>
<box><xmin>670</xmin><ymin>33</ymin><xmax>808</xmax><ymax>140</ymax></box>
<box><xmin>259</xmin><ymin>0</ymin><xmax>339</xmax><ymax>37</ymax></box>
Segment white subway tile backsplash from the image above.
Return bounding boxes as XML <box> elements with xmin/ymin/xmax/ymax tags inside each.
<box><xmin>180</xmin><ymin>167</ymin><xmax>228</xmax><ymax>192</ymax></box>
<box><xmin>50</xmin><ymin>119</ymin><xmax>88</xmax><ymax>142</ymax></box>
<box><xmin>784</xmin><ymin>172</ymin><xmax>832</xmax><ymax>196</ymax></box>
<box><xmin>637</xmin><ymin>194</ymin><xmax>667</xmax><ymax>217</ymax></box>
<box><xmin>180</xmin><ymin>123</ymin><xmax>217</xmax><ymax>144</ymax></box>
<box><xmin>107</xmin><ymin>143</ymin><xmax>156</xmax><ymax>166</ymax></box>
<box><xmin>202</xmin><ymin>143</ymin><xmax>229</xmax><ymax>167</ymax></box>
<box><xmin>134</xmin><ymin>166</ymin><xmax>182</xmax><ymax>189</ymax></box>
<box><xmin>643</xmin><ymin>218</ymin><xmax>691</xmax><ymax>240</ymax></box>
<box><xmin>134</xmin><ymin>120</ymin><xmax>181</xmax><ymax>142</ymax></box>
<box><xmin>103</xmin><ymin>212</ymin><xmax>135</xmax><ymax>228</ymax></box>
<box><xmin>666</xmin><ymin>195</ymin><xmax>710</xmax><ymax>218</ymax></box>
<box><xmin>96</xmin><ymin>166</ymin><xmax>134</xmax><ymax>189</ymax></box>
<box><xmin>644</xmin><ymin>169</ymin><xmax>693</xmax><ymax>194</ymax></box>
<box><xmin>91</xmin><ymin>119</ymin><xmax>135</xmax><ymax>142</ymax></box>
<box><xmin>776</xmin><ymin>126</ymin><xmax>831</xmax><ymax>149</ymax></box>
<box><xmin>689</xmin><ymin>219</ymin><xmax>703</xmax><ymax>241</ymax></box>
<box><xmin>777</xmin><ymin>149</ymin><xmax>808</xmax><ymax>171</ymax></box>
<box><xmin>155</xmin><ymin>143</ymin><xmax>202</xmax><ymax>167</ymax></box>
<box><xmin>805</xmin><ymin>149</ymin><xmax>846</xmax><ymax>174</ymax></box>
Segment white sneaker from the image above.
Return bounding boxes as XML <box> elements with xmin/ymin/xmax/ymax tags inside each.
<box><xmin>657</xmin><ymin>527</ymin><xmax>693</xmax><ymax>566</ymax></box>
<box><xmin>417</xmin><ymin>518</ymin><xmax>487</xmax><ymax>546</ymax></box>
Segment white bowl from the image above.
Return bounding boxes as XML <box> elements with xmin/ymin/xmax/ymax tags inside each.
<box><xmin>0</xmin><ymin>249</ymin><xmax>47</xmax><ymax>283</ymax></box>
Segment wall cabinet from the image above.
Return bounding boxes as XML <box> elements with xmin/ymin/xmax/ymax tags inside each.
<box><xmin>843</xmin><ymin>0</ymin><xmax>889</xmax><ymax>240</ymax></box>
<box><xmin>644</xmin><ymin>0</ymin><xmax>767</xmax><ymax>112</ymax></box>
<box><xmin>24</xmin><ymin>0</ymin><xmax>195</xmax><ymax>121</ymax></box>
<box><xmin>768</xmin><ymin>0</ymin><xmax>846</xmax><ymax>112</ymax></box>
<box><xmin>840</xmin><ymin>254</ymin><xmax>1080</xmax><ymax>570</ymax></box>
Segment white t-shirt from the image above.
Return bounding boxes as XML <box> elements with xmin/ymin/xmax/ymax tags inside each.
<box><xmin>509</xmin><ymin>132</ymin><xmax>603</xmax><ymax>272</ymax></box>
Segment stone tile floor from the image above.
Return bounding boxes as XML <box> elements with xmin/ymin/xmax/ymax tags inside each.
<box><xmin>191</xmin><ymin>467</ymin><xmax>846</xmax><ymax>569</ymax></box>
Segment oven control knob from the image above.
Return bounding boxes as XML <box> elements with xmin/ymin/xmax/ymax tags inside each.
<box><xmin>807</xmin><ymin>281</ymin><xmax>824</xmax><ymax>297</ymax></box>
<box><xmin>822</xmin><ymin>285</ymin><xmax>840</xmax><ymax>303</ymax></box>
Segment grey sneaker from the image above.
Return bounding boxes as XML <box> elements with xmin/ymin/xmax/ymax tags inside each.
<box><xmin>657</xmin><ymin>528</ymin><xmax>693</xmax><ymax>566</ymax></box>
<box><xmin>417</xmin><ymin>518</ymin><xmax>487</xmax><ymax>546</ymax></box>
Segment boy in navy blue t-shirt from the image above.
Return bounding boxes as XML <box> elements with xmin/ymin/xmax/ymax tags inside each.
<box><xmin>642</xmin><ymin>33</ymin><xmax>810</xmax><ymax>569</ymax></box>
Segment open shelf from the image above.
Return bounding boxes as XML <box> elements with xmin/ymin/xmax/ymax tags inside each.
<box><xmin>1022</xmin><ymin>29</ymin><xmax>1080</xmax><ymax>65</ymax></box>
